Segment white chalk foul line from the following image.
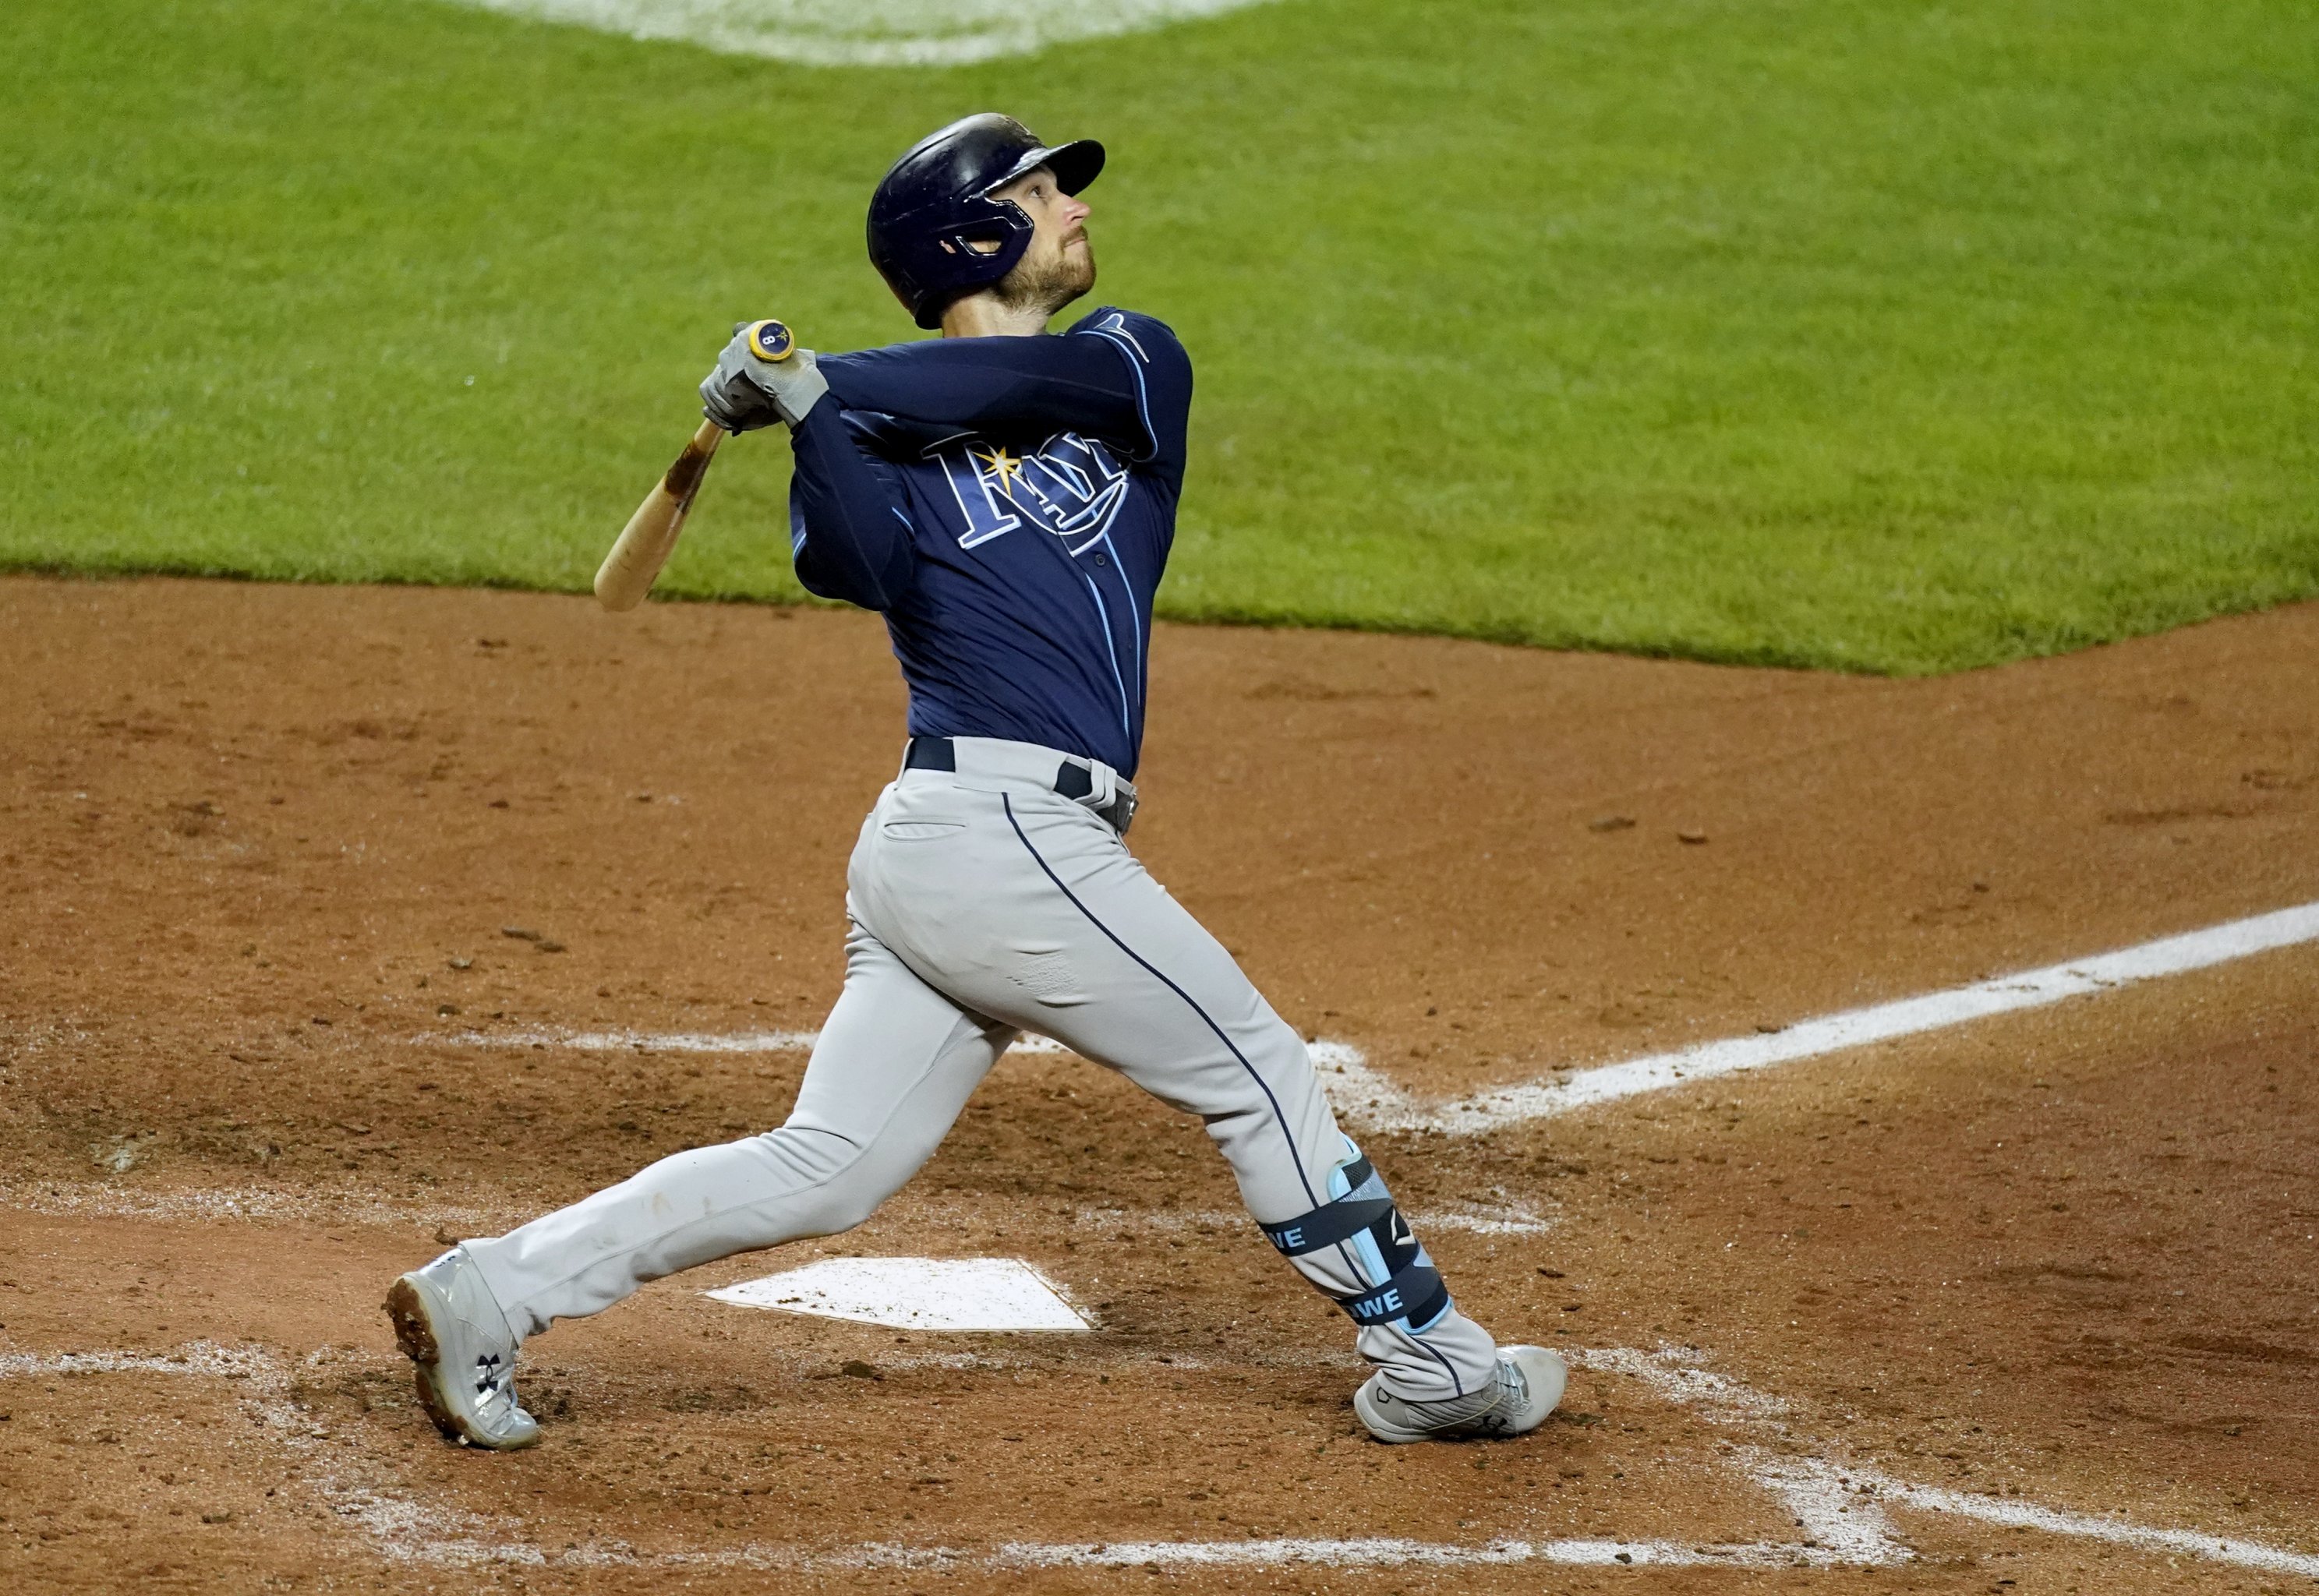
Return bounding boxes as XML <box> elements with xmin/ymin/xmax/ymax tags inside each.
<box><xmin>437</xmin><ymin>899</ymin><xmax>2319</xmax><ymax>1136</ymax></box>
<box><xmin>1879</xmin><ymin>1483</ymin><xmax>2319</xmax><ymax>1580</ymax></box>
<box><xmin>1578</xmin><ymin>1347</ymin><xmax>2319</xmax><ymax>1580</ymax></box>
<box><xmin>1328</xmin><ymin>899</ymin><xmax>2319</xmax><ymax>1134</ymax></box>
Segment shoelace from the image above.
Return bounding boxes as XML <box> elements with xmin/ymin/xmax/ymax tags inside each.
<box><xmin>1388</xmin><ymin>1358</ymin><xmax>1525</xmax><ymax>1431</ymax></box>
<box><xmin>1472</xmin><ymin>1362</ymin><xmax>1529</xmax><ymax>1431</ymax></box>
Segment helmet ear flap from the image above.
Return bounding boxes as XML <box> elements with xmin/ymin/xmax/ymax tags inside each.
<box><xmin>907</xmin><ymin>201</ymin><xmax>1032</xmax><ymax>323</ymax></box>
<box><xmin>940</xmin><ymin>200</ymin><xmax>1032</xmax><ymax>262</ymax></box>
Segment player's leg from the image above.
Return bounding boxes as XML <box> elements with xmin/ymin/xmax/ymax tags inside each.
<box><xmin>387</xmin><ymin>917</ymin><xmax>1009</xmax><ymax>1447</ymax></box>
<box><xmin>856</xmin><ymin>782</ymin><xmax>1553</xmax><ymax>1430</ymax></box>
<box><xmin>464</xmin><ymin>921</ymin><xmax>1009</xmax><ymax>1335</ymax></box>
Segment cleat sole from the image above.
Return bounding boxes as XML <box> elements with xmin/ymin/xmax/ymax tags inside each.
<box><xmin>385</xmin><ymin>1276</ymin><xmax>474</xmax><ymax>1446</ymax></box>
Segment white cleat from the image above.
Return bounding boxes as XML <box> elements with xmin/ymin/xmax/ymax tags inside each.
<box><xmin>1354</xmin><ymin>1344</ymin><xmax>1567</xmax><ymax>1444</ymax></box>
<box><xmin>383</xmin><ymin>1245</ymin><xmax>541</xmax><ymax>1451</ymax></box>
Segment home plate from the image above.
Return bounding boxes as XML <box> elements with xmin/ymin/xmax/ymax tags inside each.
<box><xmin>706</xmin><ymin>1257</ymin><xmax>1093</xmax><ymax>1332</ymax></box>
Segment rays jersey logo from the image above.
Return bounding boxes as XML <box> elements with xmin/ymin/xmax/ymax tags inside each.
<box><xmin>934</xmin><ymin>432</ymin><xmax>1129</xmax><ymax>554</ymax></box>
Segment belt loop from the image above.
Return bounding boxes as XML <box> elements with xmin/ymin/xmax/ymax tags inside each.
<box><xmin>1062</xmin><ymin>757</ymin><xmax>1119</xmax><ymax>809</ymax></box>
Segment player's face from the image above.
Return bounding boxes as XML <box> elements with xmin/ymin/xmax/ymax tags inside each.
<box><xmin>990</xmin><ymin>166</ymin><xmax>1096</xmax><ymax>313</ymax></box>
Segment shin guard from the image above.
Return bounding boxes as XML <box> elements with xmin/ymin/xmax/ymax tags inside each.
<box><xmin>1260</xmin><ymin>1145</ymin><xmax>1451</xmax><ymax>1333</ymax></box>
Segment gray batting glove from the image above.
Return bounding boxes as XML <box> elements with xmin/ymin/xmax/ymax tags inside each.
<box><xmin>699</xmin><ymin>323</ymin><xmax>829</xmax><ymax>434</ymax></box>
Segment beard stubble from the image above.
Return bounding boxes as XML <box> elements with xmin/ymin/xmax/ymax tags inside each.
<box><xmin>996</xmin><ymin>235</ymin><xmax>1098</xmax><ymax>319</ymax></box>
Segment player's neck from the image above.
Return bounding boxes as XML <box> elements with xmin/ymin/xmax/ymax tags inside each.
<box><xmin>939</xmin><ymin>294</ymin><xmax>1052</xmax><ymax>340</ymax></box>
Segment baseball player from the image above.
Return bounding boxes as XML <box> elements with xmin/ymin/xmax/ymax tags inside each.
<box><xmin>385</xmin><ymin>113</ymin><xmax>1564</xmax><ymax>1452</ymax></box>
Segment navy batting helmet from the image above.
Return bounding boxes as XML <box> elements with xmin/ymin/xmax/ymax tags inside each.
<box><xmin>867</xmin><ymin>113</ymin><xmax>1105</xmax><ymax>330</ymax></box>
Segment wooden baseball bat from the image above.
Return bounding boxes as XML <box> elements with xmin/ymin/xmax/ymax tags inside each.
<box><xmin>593</xmin><ymin>418</ymin><xmax>726</xmax><ymax>613</ymax></box>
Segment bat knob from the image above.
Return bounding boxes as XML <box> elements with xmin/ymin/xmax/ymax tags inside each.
<box><xmin>745</xmin><ymin>320</ymin><xmax>796</xmax><ymax>362</ymax></box>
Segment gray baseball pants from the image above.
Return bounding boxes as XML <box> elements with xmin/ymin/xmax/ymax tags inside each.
<box><xmin>464</xmin><ymin>738</ymin><xmax>1503</xmax><ymax>1401</ymax></box>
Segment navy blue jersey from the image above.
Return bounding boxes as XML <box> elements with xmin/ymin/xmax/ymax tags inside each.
<box><xmin>787</xmin><ymin>308</ymin><xmax>1192</xmax><ymax>779</ymax></box>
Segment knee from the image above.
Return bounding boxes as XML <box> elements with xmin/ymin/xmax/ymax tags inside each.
<box><xmin>744</xmin><ymin>1121</ymin><xmax>859</xmax><ymax>1179</ymax></box>
<box><xmin>741</xmin><ymin>1123</ymin><xmax>889</xmax><ymax>1236</ymax></box>
<box><xmin>810</xmin><ymin>1157</ymin><xmax>891</xmax><ymax>1235</ymax></box>
<box><xmin>1200</xmin><ymin>1088</ymin><xmax>1313</xmax><ymax>1171</ymax></box>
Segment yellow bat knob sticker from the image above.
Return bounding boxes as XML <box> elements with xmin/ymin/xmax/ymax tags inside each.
<box><xmin>746</xmin><ymin>320</ymin><xmax>796</xmax><ymax>362</ymax></box>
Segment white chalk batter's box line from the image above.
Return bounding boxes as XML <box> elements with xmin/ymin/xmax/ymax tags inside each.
<box><xmin>437</xmin><ymin>898</ymin><xmax>2319</xmax><ymax>1135</ymax></box>
<box><xmin>0</xmin><ymin>1177</ymin><xmax>1554</xmax><ymax>1239</ymax></box>
<box><xmin>3</xmin><ymin>1341</ymin><xmax>2311</xmax><ymax>1578</ymax></box>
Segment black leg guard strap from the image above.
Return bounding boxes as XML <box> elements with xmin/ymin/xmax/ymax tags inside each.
<box><xmin>1342</xmin><ymin>1259</ymin><xmax>1451</xmax><ymax>1329</ymax></box>
<box><xmin>1261</xmin><ymin>1157</ymin><xmax>1454</xmax><ymax>1331</ymax></box>
<box><xmin>1260</xmin><ymin>1158</ymin><xmax>1392</xmax><ymax>1255</ymax></box>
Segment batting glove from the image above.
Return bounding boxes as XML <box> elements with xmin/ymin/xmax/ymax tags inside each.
<box><xmin>699</xmin><ymin>322</ymin><xmax>829</xmax><ymax>433</ymax></box>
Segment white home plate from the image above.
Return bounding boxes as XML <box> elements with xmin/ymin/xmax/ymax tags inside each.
<box><xmin>707</xmin><ymin>1257</ymin><xmax>1092</xmax><ymax>1331</ymax></box>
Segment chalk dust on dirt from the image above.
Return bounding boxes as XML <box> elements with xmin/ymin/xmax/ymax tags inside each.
<box><xmin>1</xmin><ymin>576</ymin><xmax>2314</xmax><ymax>1592</ymax></box>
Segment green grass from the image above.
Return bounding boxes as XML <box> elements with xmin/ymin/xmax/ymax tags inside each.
<box><xmin>3</xmin><ymin>0</ymin><xmax>2314</xmax><ymax>671</ymax></box>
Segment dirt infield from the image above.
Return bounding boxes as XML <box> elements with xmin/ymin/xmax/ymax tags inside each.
<box><xmin>2</xmin><ymin>574</ymin><xmax>2315</xmax><ymax>1593</ymax></box>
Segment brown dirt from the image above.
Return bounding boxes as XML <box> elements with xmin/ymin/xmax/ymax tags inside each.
<box><xmin>1</xmin><ymin>574</ymin><xmax>2314</xmax><ymax>1594</ymax></box>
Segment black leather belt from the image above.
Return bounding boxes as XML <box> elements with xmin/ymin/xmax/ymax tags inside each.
<box><xmin>905</xmin><ymin>736</ymin><xmax>1137</xmax><ymax>835</ymax></box>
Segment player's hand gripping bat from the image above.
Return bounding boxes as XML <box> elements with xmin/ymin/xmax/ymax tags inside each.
<box><xmin>593</xmin><ymin>319</ymin><xmax>804</xmax><ymax>613</ymax></box>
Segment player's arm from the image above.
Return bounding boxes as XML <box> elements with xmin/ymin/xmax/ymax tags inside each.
<box><xmin>818</xmin><ymin>335</ymin><xmax>1137</xmax><ymax>442</ymax></box>
<box><xmin>1072</xmin><ymin>309</ymin><xmax>1193</xmax><ymax>491</ymax></box>
<box><xmin>818</xmin><ymin>315</ymin><xmax>1187</xmax><ymax>471</ymax></box>
<box><xmin>785</xmin><ymin>404</ymin><xmax>918</xmax><ymax>610</ymax></box>
<box><xmin>695</xmin><ymin>321</ymin><xmax>918</xmax><ymax>610</ymax></box>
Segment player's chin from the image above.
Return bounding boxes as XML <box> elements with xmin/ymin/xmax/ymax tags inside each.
<box><xmin>1064</xmin><ymin>245</ymin><xmax>1098</xmax><ymax>299</ymax></box>
<box><xmin>1034</xmin><ymin>259</ymin><xmax>1096</xmax><ymax>317</ymax></box>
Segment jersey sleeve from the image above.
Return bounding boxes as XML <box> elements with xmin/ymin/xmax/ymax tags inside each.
<box><xmin>1068</xmin><ymin>309</ymin><xmax>1193</xmax><ymax>493</ymax></box>
<box><xmin>815</xmin><ymin>308</ymin><xmax>1193</xmax><ymax>490</ymax></box>
<box><xmin>785</xmin><ymin>406</ymin><xmax>919</xmax><ymax>611</ymax></box>
<box><xmin>817</xmin><ymin>337</ymin><xmax>1141</xmax><ymax>458</ymax></box>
